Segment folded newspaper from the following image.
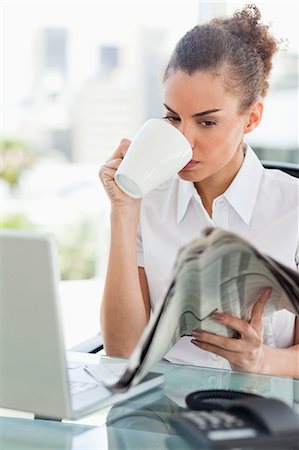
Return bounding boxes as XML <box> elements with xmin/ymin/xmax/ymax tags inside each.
<box><xmin>108</xmin><ymin>228</ymin><xmax>299</xmax><ymax>392</ymax></box>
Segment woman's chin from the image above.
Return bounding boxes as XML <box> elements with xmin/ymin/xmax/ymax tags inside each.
<box><xmin>178</xmin><ymin>170</ymin><xmax>204</xmax><ymax>182</ymax></box>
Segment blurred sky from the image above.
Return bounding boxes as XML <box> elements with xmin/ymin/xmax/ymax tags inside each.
<box><xmin>1</xmin><ymin>0</ymin><xmax>298</xmax><ymax>130</ymax></box>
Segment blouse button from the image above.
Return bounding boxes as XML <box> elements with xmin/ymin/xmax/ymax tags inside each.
<box><xmin>215</xmin><ymin>198</ymin><xmax>225</xmax><ymax>208</ymax></box>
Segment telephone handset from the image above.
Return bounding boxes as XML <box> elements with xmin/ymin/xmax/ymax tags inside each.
<box><xmin>170</xmin><ymin>390</ymin><xmax>299</xmax><ymax>449</ymax></box>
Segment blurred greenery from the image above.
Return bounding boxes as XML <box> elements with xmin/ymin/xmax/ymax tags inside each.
<box><xmin>58</xmin><ymin>219</ymin><xmax>97</xmax><ymax>280</ymax></box>
<box><xmin>0</xmin><ymin>213</ymin><xmax>36</xmax><ymax>231</ymax></box>
<box><xmin>1</xmin><ymin>213</ymin><xmax>97</xmax><ymax>280</ymax></box>
<box><xmin>0</xmin><ymin>139</ymin><xmax>36</xmax><ymax>189</ymax></box>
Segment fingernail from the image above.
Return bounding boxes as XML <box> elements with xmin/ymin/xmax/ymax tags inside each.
<box><xmin>212</xmin><ymin>312</ymin><xmax>225</xmax><ymax>321</ymax></box>
<box><xmin>191</xmin><ymin>329</ymin><xmax>202</xmax><ymax>337</ymax></box>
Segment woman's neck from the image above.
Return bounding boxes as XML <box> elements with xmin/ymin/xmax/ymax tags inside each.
<box><xmin>194</xmin><ymin>144</ymin><xmax>245</xmax><ymax>217</ymax></box>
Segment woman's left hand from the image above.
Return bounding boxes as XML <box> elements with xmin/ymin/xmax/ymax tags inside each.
<box><xmin>191</xmin><ymin>288</ymin><xmax>271</xmax><ymax>373</ymax></box>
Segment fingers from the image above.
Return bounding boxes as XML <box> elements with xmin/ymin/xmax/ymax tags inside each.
<box><xmin>191</xmin><ymin>329</ymin><xmax>242</xmax><ymax>352</ymax></box>
<box><xmin>98</xmin><ymin>138</ymin><xmax>142</xmax><ymax>208</ymax></box>
<box><xmin>110</xmin><ymin>138</ymin><xmax>131</xmax><ymax>159</ymax></box>
<box><xmin>211</xmin><ymin>311</ymin><xmax>253</xmax><ymax>339</ymax></box>
<box><xmin>191</xmin><ymin>339</ymin><xmax>239</xmax><ymax>362</ymax></box>
<box><xmin>103</xmin><ymin>158</ymin><xmax>122</xmax><ymax>170</ymax></box>
<box><xmin>208</xmin><ymin>286</ymin><xmax>271</xmax><ymax>339</ymax></box>
<box><xmin>101</xmin><ymin>139</ymin><xmax>131</xmax><ymax>172</ymax></box>
<box><xmin>191</xmin><ymin>336</ymin><xmax>264</xmax><ymax>373</ymax></box>
<box><xmin>191</xmin><ymin>289</ymin><xmax>271</xmax><ymax>373</ymax></box>
<box><xmin>98</xmin><ymin>138</ymin><xmax>131</xmax><ymax>186</ymax></box>
<box><xmin>191</xmin><ymin>326</ymin><xmax>263</xmax><ymax>372</ymax></box>
<box><xmin>250</xmin><ymin>288</ymin><xmax>271</xmax><ymax>332</ymax></box>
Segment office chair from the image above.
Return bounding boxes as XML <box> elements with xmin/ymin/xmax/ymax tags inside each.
<box><xmin>70</xmin><ymin>333</ymin><xmax>104</xmax><ymax>353</ymax></box>
<box><xmin>71</xmin><ymin>159</ymin><xmax>299</xmax><ymax>355</ymax></box>
<box><xmin>261</xmin><ymin>160</ymin><xmax>299</xmax><ymax>178</ymax></box>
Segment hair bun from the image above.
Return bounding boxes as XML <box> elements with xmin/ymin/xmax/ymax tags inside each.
<box><xmin>212</xmin><ymin>4</ymin><xmax>278</xmax><ymax>82</ymax></box>
<box><xmin>164</xmin><ymin>3</ymin><xmax>280</xmax><ymax>107</ymax></box>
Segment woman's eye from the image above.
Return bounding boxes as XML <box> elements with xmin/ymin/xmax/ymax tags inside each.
<box><xmin>162</xmin><ymin>115</ymin><xmax>181</xmax><ymax>123</ymax></box>
<box><xmin>200</xmin><ymin>120</ymin><xmax>216</xmax><ymax>127</ymax></box>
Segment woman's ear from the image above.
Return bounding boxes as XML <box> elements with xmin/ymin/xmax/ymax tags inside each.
<box><xmin>243</xmin><ymin>101</ymin><xmax>263</xmax><ymax>134</ymax></box>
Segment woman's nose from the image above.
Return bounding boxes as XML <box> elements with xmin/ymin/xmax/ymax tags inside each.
<box><xmin>178</xmin><ymin>124</ymin><xmax>195</xmax><ymax>150</ymax></box>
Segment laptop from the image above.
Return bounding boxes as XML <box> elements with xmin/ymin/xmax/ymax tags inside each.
<box><xmin>0</xmin><ymin>230</ymin><xmax>163</xmax><ymax>420</ymax></box>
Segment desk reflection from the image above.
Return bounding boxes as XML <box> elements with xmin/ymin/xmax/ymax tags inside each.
<box><xmin>106</xmin><ymin>364</ymin><xmax>297</xmax><ymax>450</ymax></box>
<box><xmin>1</xmin><ymin>360</ymin><xmax>297</xmax><ymax>450</ymax></box>
<box><xmin>0</xmin><ymin>417</ymin><xmax>106</xmax><ymax>450</ymax></box>
<box><xmin>106</xmin><ymin>389</ymin><xmax>190</xmax><ymax>450</ymax></box>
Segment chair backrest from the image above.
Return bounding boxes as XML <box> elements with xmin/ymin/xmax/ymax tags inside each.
<box><xmin>261</xmin><ymin>160</ymin><xmax>299</xmax><ymax>179</ymax></box>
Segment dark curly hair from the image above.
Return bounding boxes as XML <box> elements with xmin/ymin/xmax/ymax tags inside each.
<box><xmin>164</xmin><ymin>4</ymin><xmax>279</xmax><ymax>111</ymax></box>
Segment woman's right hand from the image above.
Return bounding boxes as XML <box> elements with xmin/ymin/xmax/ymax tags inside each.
<box><xmin>99</xmin><ymin>138</ymin><xmax>141</xmax><ymax>213</ymax></box>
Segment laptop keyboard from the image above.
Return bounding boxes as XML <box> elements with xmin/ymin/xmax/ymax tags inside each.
<box><xmin>70</xmin><ymin>380</ymin><xmax>98</xmax><ymax>395</ymax></box>
<box><xmin>68</xmin><ymin>361</ymin><xmax>126</xmax><ymax>395</ymax></box>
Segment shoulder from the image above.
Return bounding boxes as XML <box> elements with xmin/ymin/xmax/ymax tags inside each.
<box><xmin>262</xmin><ymin>167</ymin><xmax>299</xmax><ymax>192</ymax></box>
<box><xmin>263</xmin><ymin>167</ymin><xmax>299</xmax><ymax>183</ymax></box>
<box><xmin>259</xmin><ymin>167</ymin><xmax>299</xmax><ymax>212</ymax></box>
<box><xmin>245</xmin><ymin>145</ymin><xmax>298</xmax><ymax>190</ymax></box>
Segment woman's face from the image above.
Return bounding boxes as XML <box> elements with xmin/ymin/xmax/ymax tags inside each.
<box><xmin>163</xmin><ymin>70</ymin><xmax>254</xmax><ymax>184</ymax></box>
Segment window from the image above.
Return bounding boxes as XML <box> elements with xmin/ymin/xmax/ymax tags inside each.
<box><xmin>2</xmin><ymin>1</ymin><xmax>298</xmax><ymax>281</ymax></box>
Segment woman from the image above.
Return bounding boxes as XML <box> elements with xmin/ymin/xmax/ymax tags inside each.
<box><xmin>99</xmin><ymin>5</ymin><xmax>299</xmax><ymax>377</ymax></box>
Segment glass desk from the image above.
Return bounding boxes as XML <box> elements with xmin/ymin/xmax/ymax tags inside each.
<box><xmin>1</xmin><ymin>352</ymin><xmax>298</xmax><ymax>450</ymax></box>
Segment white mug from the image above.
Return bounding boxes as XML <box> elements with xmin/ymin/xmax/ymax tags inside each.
<box><xmin>114</xmin><ymin>119</ymin><xmax>192</xmax><ymax>198</ymax></box>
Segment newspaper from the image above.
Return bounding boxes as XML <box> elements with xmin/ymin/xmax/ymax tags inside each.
<box><xmin>108</xmin><ymin>228</ymin><xmax>299</xmax><ymax>391</ymax></box>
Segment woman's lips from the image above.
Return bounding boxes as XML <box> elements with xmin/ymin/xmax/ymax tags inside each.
<box><xmin>181</xmin><ymin>160</ymin><xmax>199</xmax><ymax>170</ymax></box>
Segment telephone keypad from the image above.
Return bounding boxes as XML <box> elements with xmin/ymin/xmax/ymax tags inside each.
<box><xmin>182</xmin><ymin>410</ymin><xmax>246</xmax><ymax>431</ymax></box>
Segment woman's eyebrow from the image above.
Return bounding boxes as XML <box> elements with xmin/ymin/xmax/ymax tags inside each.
<box><xmin>163</xmin><ymin>103</ymin><xmax>222</xmax><ymax>117</ymax></box>
<box><xmin>192</xmin><ymin>108</ymin><xmax>222</xmax><ymax>117</ymax></box>
<box><xmin>163</xmin><ymin>104</ymin><xmax>179</xmax><ymax>115</ymax></box>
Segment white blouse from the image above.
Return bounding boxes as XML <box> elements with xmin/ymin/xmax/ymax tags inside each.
<box><xmin>137</xmin><ymin>145</ymin><xmax>299</xmax><ymax>368</ymax></box>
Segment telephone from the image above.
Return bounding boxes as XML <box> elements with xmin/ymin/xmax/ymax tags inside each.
<box><xmin>170</xmin><ymin>389</ymin><xmax>299</xmax><ymax>450</ymax></box>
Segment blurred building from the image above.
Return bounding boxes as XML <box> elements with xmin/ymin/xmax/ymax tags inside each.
<box><xmin>17</xmin><ymin>28</ymin><xmax>72</xmax><ymax>161</ymax></box>
<box><xmin>271</xmin><ymin>53</ymin><xmax>299</xmax><ymax>90</ymax></box>
<box><xmin>33</xmin><ymin>28</ymin><xmax>68</xmax><ymax>97</ymax></box>
<box><xmin>137</xmin><ymin>27</ymin><xmax>166</xmax><ymax>120</ymax></box>
<box><xmin>247</xmin><ymin>52</ymin><xmax>299</xmax><ymax>163</ymax></box>
<box><xmin>97</xmin><ymin>45</ymin><xmax>120</xmax><ymax>79</ymax></box>
<box><xmin>13</xmin><ymin>15</ymin><xmax>298</xmax><ymax>166</ymax></box>
<box><xmin>70</xmin><ymin>28</ymin><xmax>167</xmax><ymax>164</ymax></box>
<box><xmin>71</xmin><ymin>76</ymin><xmax>140</xmax><ymax>164</ymax></box>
